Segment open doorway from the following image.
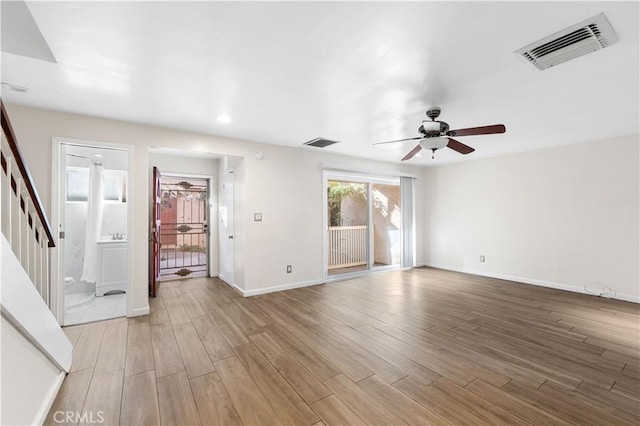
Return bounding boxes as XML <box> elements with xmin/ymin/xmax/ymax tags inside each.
<box><xmin>157</xmin><ymin>174</ymin><xmax>210</xmax><ymax>281</ymax></box>
<box><xmin>52</xmin><ymin>140</ymin><xmax>132</xmax><ymax>326</ymax></box>
<box><xmin>148</xmin><ymin>151</ymin><xmax>241</xmax><ymax>296</ymax></box>
<box><xmin>148</xmin><ymin>150</ymin><xmax>222</xmax><ymax>296</ymax></box>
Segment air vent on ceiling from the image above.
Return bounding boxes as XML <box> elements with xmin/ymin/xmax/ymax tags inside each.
<box><xmin>515</xmin><ymin>13</ymin><xmax>618</xmax><ymax>71</ymax></box>
<box><xmin>303</xmin><ymin>137</ymin><xmax>339</xmax><ymax>148</ymax></box>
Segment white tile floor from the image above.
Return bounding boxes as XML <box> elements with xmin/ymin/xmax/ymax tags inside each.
<box><xmin>64</xmin><ymin>292</ymin><xmax>126</xmax><ymax>325</ymax></box>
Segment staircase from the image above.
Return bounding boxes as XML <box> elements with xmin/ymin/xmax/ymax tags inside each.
<box><xmin>0</xmin><ymin>100</ymin><xmax>72</xmax><ymax>425</ymax></box>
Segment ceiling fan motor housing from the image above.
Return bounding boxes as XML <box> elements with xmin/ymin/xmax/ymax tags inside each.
<box><xmin>426</xmin><ymin>107</ymin><xmax>441</xmax><ymax>120</ymax></box>
<box><xmin>420</xmin><ymin>120</ymin><xmax>450</xmax><ymax>137</ymax></box>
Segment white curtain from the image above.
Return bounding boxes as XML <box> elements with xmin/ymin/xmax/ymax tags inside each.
<box><xmin>81</xmin><ymin>164</ymin><xmax>104</xmax><ymax>283</ymax></box>
<box><xmin>400</xmin><ymin>176</ymin><xmax>415</xmax><ymax>268</ymax></box>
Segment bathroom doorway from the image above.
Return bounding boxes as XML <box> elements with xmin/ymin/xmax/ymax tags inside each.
<box><xmin>52</xmin><ymin>141</ymin><xmax>131</xmax><ymax>325</ymax></box>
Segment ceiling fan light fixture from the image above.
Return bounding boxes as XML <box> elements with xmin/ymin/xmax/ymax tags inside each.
<box><xmin>420</xmin><ymin>136</ymin><xmax>448</xmax><ymax>151</ymax></box>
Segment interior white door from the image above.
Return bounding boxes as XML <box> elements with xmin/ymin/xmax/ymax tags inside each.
<box><xmin>218</xmin><ymin>171</ymin><xmax>234</xmax><ymax>286</ymax></box>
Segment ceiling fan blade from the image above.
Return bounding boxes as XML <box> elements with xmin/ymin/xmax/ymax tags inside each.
<box><xmin>447</xmin><ymin>138</ymin><xmax>475</xmax><ymax>154</ymax></box>
<box><xmin>447</xmin><ymin>124</ymin><xmax>506</xmax><ymax>137</ymax></box>
<box><xmin>373</xmin><ymin>136</ymin><xmax>422</xmax><ymax>146</ymax></box>
<box><xmin>401</xmin><ymin>144</ymin><xmax>423</xmax><ymax>161</ymax></box>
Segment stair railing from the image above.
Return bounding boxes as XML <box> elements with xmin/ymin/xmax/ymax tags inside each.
<box><xmin>1</xmin><ymin>100</ymin><xmax>56</xmax><ymax>305</ymax></box>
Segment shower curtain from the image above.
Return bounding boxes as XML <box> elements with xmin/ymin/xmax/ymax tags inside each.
<box><xmin>81</xmin><ymin>163</ymin><xmax>104</xmax><ymax>283</ymax></box>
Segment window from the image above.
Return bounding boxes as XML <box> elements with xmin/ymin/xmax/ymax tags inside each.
<box><xmin>103</xmin><ymin>173</ymin><xmax>122</xmax><ymax>201</ymax></box>
<box><xmin>66</xmin><ymin>167</ymin><xmax>127</xmax><ymax>203</ymax></box>
<box><xmin>66</xmin><ymin>168</ymin><xmax>90</xmax><ymax>202</ymax></box>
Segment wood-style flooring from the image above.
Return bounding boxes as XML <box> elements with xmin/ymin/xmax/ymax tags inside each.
<box><xmin>46</xmin><ymin>267</ymin><xmax>640</xmax><ymax>425</ymax></box>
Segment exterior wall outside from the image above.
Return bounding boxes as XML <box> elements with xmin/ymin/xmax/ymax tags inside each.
<box><xmin>372</xmin><ymin>184</ymin><xmax>401</xmax><ymax>265</ymax></box>
<box><xmin>338</xmin><ymin>186</ymin><xmax>402</xmax><ymax>265</ymax></box>
<box><xmin>339</xmin><ymin>194</ymin><xmax>367</xmax><ymax>226</ymax></box>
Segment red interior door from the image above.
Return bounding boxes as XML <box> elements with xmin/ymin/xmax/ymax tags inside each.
<box><xmin>151</xmin><ymin>166</ymin><xmax>162</xmax><ymax>297</ymax></box>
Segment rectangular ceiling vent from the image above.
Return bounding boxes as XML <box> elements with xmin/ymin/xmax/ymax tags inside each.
<box><xmin>515</xmin><ymin>13</ymin><xmax>619</xmax><ymax>71</ymax></box>
<box><xmin>303</xmin><ymin>137</ymin><xmax>339</xmax><ymax>148</ymax></box>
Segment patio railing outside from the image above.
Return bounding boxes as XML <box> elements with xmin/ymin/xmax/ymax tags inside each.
<box><xmin>327</xmin><ymin>225</ymin><xmax>367</xmax><ymax>270</ymax></box>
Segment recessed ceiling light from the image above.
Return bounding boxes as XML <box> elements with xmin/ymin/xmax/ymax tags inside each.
<box><xmin>94</xmin><ymin>154</ymin><xmax>103</xmax><ymax>158</ymax></box>
<box><xmin>216</xmin><ymin>115</ymin><xmax>231</xmax><ymax>123</ymax></box>
<box><xmin>1</xmin><ymin>82</ymin><xmax>29</xmax><ymax>93</ymax></box>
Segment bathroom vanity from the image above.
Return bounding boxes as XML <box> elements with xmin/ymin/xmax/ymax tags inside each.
<box><xmin>96</xmin><ymin>238</ymin><xmax>127</xmax><ymax>296</ymax></box>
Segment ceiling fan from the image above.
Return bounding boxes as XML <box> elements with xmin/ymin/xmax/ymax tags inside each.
<box><xmin>374</xmin><ymin>107</ymin><xmax>506</xmax><ymax>160</ymax></box>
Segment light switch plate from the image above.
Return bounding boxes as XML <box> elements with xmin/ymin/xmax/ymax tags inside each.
<box><xmin>254</xmin><ymin>213</ymin><xmax>262</xmax><ymax>222</ymax></box>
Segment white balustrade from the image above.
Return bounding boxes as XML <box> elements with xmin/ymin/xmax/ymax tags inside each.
<box><xmin>1</xmin><ymin>102</ymin><xmax>55</xmax><ymax>307</ymax></box>
<box><xmin>327</xmin><ymin>225</ymin><xmax>367</xmax><ymax>269</ymax></box>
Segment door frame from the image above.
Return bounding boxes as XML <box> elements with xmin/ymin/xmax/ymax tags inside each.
<box><xmin>322</xmin><ymin>169</ymin><xmax>403</xmax><ymax>283</ymax></box>
<box><xmin>151</xmin><ymin>166</ymin><xmax>161</xmax><ymax>297</ymax></box>
<box><xmin>51</xmin><ymin>137</ymin><xmax>135</xmax><ymax>324</ymax></box>
<box><xmin>218</xmin><ymin>170</ymin><xmax>235</xmax><ymax>287</ymax></box>
<box><xmin>152</xmin><ymin>171</ymin><xmax>215</xmax><ymax>285</ymax></box>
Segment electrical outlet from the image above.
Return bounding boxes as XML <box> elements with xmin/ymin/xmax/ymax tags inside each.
<box><xmin>286</xmin><ymin>265</ymin><xmax>292</xmax><ymax>273</ymax></box>
<box><xmin>480</xmin><ymin>255</ymin><xmax>485</xmax><ymax>263</ymax></box>
<box><xmin>254</xmin><ymin>212</ymin><xmax>262</xmax><ymax>222</ymax></box>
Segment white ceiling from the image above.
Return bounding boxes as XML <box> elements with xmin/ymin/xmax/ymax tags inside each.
<box><xmin>1</xmin><ymin>1</ymin><xmax>638</xmax><ymax>166</ymax></box>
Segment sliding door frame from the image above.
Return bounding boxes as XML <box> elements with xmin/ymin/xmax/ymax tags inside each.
<box><xmin>322</xmin><ymin>169</ymin><xmax>405</xmax><ymax>283</ymax></box>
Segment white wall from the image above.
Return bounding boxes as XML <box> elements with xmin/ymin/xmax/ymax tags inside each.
<box><xmin>1</xmin><ymin>235</ymin><xmax>71</xmax><ymax>425</ymax></box>
<box><xmin>422</xmin><ymin>135</ymin><xmax>640</xmax><ymax>302</ymax></box>
<box><xmin>0</xmin><ymin>316</ymin><xmax>64</xmax><ymax>426</ymax></box>
<box><xmin>6</xmin><ymin>104</ymin><xmax>424</xmax><ymax>313</ymax></box>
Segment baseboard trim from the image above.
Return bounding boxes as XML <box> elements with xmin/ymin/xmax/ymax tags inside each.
<box><xmin>242</xmin><ymin>279</ymin><xmax>324</xmax><ymax>297</ymax></box>
<box><xmin>231</xmin><ymin>283</ymin><xmax>244</xmax><ymax>296</ymax></box>
<box><xmin>129</xmin><ymin>306</ymin><xmax>150</xmax><ymax>317</ymax></box>
<box><xmin>422</xmin><ymin>263</ymin><xmax>639</xmax><ymax>303</ymax></box>
<box><xmin>34</xmin><ymin>370</ymin><xmax>66</xmax><ymax>425</ymax></box>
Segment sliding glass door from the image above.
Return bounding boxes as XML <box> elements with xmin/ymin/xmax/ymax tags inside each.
<box><xmin>327</xmin><ymin>179</ymin><xmax>369</xmax><ymax>275</ymax></box>
<box><xmin>325</xmin><ymin>173</ymin><xmax>402</xmax><ymax>278</ymax></box>
<box><xmin>371</xmin><ymin>183</ymin><xmax>402</xmax><ymax>269</ymax></box>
